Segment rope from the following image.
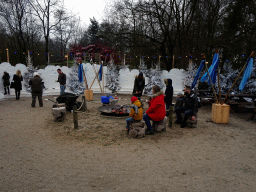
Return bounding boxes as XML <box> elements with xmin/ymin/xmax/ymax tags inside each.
<box><xmin>77</xmin><ymin>97</ymin><xmax>85</xmax><ymax>111</ymax></box>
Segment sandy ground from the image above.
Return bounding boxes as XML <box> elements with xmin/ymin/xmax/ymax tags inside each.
<box><xmin>0</xmin><ymin>93</ymin><xmax>255</xmax><ymax>192</ymax></box>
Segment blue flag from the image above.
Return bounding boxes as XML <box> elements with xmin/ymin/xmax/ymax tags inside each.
<box><xmin>239</xmin><ymin>57</ymin><xmax>253</xmax><ymax>91</ymax></box>
<box><xmin>201</xmin><ymin>53</ymin><xmax>219</xmax><ymax>85</ymax></box>
<box><xmin>98</xmin><ymin>64</ymin><xmax>103</xmax><ymax>81</ymax></box>
<box><xmin>78</xmin><ymin>63</ymin><xmax>83</xmax><ymax>83</ymax></box>
<box><xmin>191</xmin><ymin>59</ymin><xmax>205</xmax><ymax>89</ymax></box>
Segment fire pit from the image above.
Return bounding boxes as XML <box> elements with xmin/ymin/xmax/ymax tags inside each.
<box><xmin>98</xmin><ymin>105</ymin><xmax>131</xmax><ymax>116</ymax></box>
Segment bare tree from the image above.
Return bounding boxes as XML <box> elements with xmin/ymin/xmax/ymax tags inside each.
<box><xmin>0</xmin><ymin>0</ymin><xmax>41</xmax><ymax>64</ymax></box>
<box><xmin>29</xmin><ymin>0</ymin><xmax>64</xmax><ymax>64</ymax></box>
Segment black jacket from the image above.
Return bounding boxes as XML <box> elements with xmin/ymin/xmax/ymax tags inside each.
<box><xmin>57</xmin><ymin>73</ymin><xmax>66</xmax><ymax>85</ymax></box>
<box><xmin>29</xmin><ymin>76</ymin><xmax>43</xmax><ymax>92</ymax></box>
<box><xmin>133</xmin><ymin>76</ymin><xmax>145</xmax><ymax>94</ymax></box>
<box><xmin>184</xmin><ymin>92</ymin><xmax>198</xmax><ymax>116</ymax></box>
<box><xmin>164</xmin><ymin>79</ymin><xmax>173</xmax><ymax>105</ymax></box>
<box><xmin>2</xmin><ymin>72</ymin><xmax>10</xmax><ymax>86</ymax></box>
<box><xmin>13</xmin><ymin>75</ymin><xmax>23</xmax><ymax>90</ymax></box>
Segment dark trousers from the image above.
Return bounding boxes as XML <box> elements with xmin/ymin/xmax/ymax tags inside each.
<box><xmin>166</xmin><ymin>103</ymin><xmax>171</xmax><ymax>117</ymax></box>
<box><xmin>31</xmin><ymin>91</ymin><xmax>43</xmax><ymax>107</ymax></box>
<box><xmin>4</xmin><ymin>86</ymin><xmax>10</xmax><ymax>94</ymax></box>
<box><xmin>15</xmin><ymin>90</ymin><xmax>20</xmax><ymax>100</ymax></box>
<box><xmin>175</xmin><ymin>107</ymin><xmax>193</xmax><ymax>125</ymax></box>
<box><xmin>143</xmin><ymin>114</ymin><xmax>153</xmax><ymax>130</ymax></box>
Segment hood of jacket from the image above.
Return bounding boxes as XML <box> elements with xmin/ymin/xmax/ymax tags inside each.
<box><xmin>167</xmin><ymin>79</ymin><xmax>172</xmax><ymax>87</ymax></box>
<box><xmin>152</xmin><ymin>90</ymin><xmax>164</xmax><ymax>98</ymax></box>
<box><xmin>133</xmin><ymin>99</ymin><xmax>142</xmax><ymax>108</ymax></box>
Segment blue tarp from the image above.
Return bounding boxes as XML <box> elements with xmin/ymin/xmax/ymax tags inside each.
<box><xmin>201</xmin><ymin>53</ymin><xmax>219</xmax><ymax>85</ymax></box>
<box><xmin>98</xmin><ymin>64</ymin><xmax>103</xmax><ymax>81</ymax></box>
<box><xmin>239</xmin><ymin>57</ymin><xmax>253</xmax><ymax>91</ymax></box>
<box><xmin>191</xmin><ymin>59</ymin><xmax>205</xmax><ymax>89</ymax></box>
<box><xmin>78</xmin><ymin>64</ymin><xmax>83</xmax><ymax>83</ymax></box>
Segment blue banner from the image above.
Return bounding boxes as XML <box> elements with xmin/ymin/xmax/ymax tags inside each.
<box><xmin>201</xmin><ymin>53</ymin><xmax>219</xmax><ymax>85</ymax></box>
<box><xmin>191</xmin><ymin>59</ymin><xmax>205</xmax><ymax>89</ymax></box>
<box><xmin>239</xmin><ymin>57</ymin><xmax>253</xmax><ymax>91</ymax></box>
<box><xmin>98</xmin><ymin>64</ymin><xmax>103</xmax><ymax>81</ymax></box>
<box><xmin>78</xmin><ymin>63</ymin><xmax>83</xmax><ymax>83</ymax></box>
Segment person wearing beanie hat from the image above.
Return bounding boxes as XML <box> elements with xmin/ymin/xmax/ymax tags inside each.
<box><xmin>126</xmin><ymin>96</ymin><xmax>143</xmax><ymax>132</ymax></box>
<box><xmin>132</xmin><ymin>72</ymin><xmax>145</xmax><ymax>98</ymax></box>
<box><xmin>29</xmin><ymin>72</ymin><xmax>43</xmax><ymax>107</ymax></box>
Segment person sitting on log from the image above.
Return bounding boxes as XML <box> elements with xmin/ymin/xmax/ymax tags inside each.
<box><xmin>174</xmin><ymin>85</ymin><xmax>198</xmax><ymax>128</ymax></box>
<box><xmin>126</xmin><ymin>96</ymin><xmax>143</xmax><ymax>132</ymax></box>
<box><xmin>143</xmin><ymin>85</ymin><xmax>166</xmax><ymax>135</ymax></box>
<box><xmin>174</xmin><ymin>93</ymin><xmax>185</xmax><ymax>110</ymax></box>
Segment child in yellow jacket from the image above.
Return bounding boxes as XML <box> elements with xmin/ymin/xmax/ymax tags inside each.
<box><xmin>126</xmin><ymin>96</ymin><xmax>143</xmax><ymax>131</ymax></box>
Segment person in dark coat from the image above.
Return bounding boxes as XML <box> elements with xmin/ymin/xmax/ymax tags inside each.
<box><xmin>132</xmin><ymin>72</ymin><xmax>145</xmax><ymax>98</ymax></box>
<box><xmin>56</xmin><ymin>69</ymin><xmax>66</xmax><ymax>95</ymax></box>
<box><xmin>2</xmin><ymin>71</ymin><xmax>10</xmax><ymax>95</ymax></box>
<box><xmin>164</xmin><ymin>78</ymin><xmax>173</xmax><ymax>117</ymax></box>
<box><xmin>174</xmin><ymin>85</ymin><xmax>198</xmax><ymax>128</ymax></box>
<box><xmin>143</xmin><ymin>85</ymin><xmax>166</xmax><ymax>135</ymax></box>
<box><xmin>13</xmin><ymin>70</ymin><xmax>23</xmax><ymax>100</ymax></box>
<box><xmin>29</xmin><ymin>72</ymin><xmax>43</xmax><ymax>107</ymax></box>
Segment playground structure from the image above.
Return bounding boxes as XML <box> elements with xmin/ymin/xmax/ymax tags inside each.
<box><xmin>69</xmin><ymin>44</ymin><xmax>120</xmax><ymax>65</ymax></box>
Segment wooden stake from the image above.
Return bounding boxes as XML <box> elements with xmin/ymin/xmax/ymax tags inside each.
<box><xmin>92</xmin><ymin>64</ymin><xmax>103</xmax><ymax>93</ymax></box>
<box><xmin>205</xmin><ymin>61</ymin><xmax>219</xmax><ymax>104</ymax></box>
<box><xmin>172</xmin><ymin>55</ymin><xmax>175</xmax><ymax>69</ymax></box>
<box><xmin>73</xmin><ymin>105</ymin><xmax>78</xmax><ymax>129</ymax></box>
<box><xmin>217</xmin><ymin>66</ymin><xmax>221</xmax><ymax>103</ymax></box>
<box><xmin>89</xmin><ymin>67</ymin><xmax>101</xmax><ymax>90</ymax></box>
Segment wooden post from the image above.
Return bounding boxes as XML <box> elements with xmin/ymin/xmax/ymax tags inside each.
<box><xmin>28</xmin><ymin>50</ymin><xmax>31</xmax><ymax>66</ymax></box>
<box><xmin>6</xmin><ymin>48</ymin><xmax>9</xmax><ymax>63</ymax></box>
<box><xmin>73</xmin><ymin>105</ymin><xmax>78</xmax><ymax>129</ymax></box>
<box><xmin>67</xmin><ymin>52</ymin><xmax>69</xmax><ymax>67</ymax></box>
<box><xmin>124</xmin><ymin>54</ymin><xmax>126</xmax><ymax>65</ymax></box>
<box><xmin>217</xmin><ymin>66</ymin><xmax>221</xmax><ymax>103</ymax></box>
<box><xmin>102</xmin><ymin>61</ymin><xmax>104</xmax><ymax>94</ymax></box>
<box><xmin>159</xmin><ymin>55</ymin><xmax>161</xmax><ymax>66</ymax></box>
<box><xmin>92</xmin><ymin>64</ymin><xmax>103</xmax><ymax>93</ymax></box>
<box><xmin>172</xmin><ymin>55</ymin><xmax>175</xmax><ymax>69</ymax></box>
<box><xmin>169</xmin><ymin>106</ymin><xmax>173</xmax><ymax>127</ymax></box>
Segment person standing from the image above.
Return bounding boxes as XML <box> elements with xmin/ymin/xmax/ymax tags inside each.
<box><xmin>56</xmin><ymin>69</ymin><xmax>66</xmax><ymax>95</ymax></box>
<box><xmin>13</xmin><ymin>70</ymin><xmax>23</xmax><ymax>100</ymax></box>
<box><xmin>143</xmin><ymin>85</ymin><xmax>166</xmax><ymax>135</ymax></box>
<box><xmin>164</xmin><ymin>78</ymin><xmax>173</xmax><ymax>117</ymax></box>
<box><xmin>29</xmin><ymin>72</ymin><xmax>43</xmax><ymax>107</ymax></box>
<box><xmin>2</xmin><ymin>71</ymin><xmax>10</xmax><ymax>95</ymax></box>
<box><xmin>132</xmin><ymin>72</ymin><xmax>145</xmax><ymax>98</ymax></box>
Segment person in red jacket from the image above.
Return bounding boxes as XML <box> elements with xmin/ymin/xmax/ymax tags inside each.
<box><xmin>143</xmin><ymin>85</ymin><xmax>166</xmax><ymax>135</ymax></box>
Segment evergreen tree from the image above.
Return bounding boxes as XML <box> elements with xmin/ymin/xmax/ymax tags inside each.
<box><xmin>67</xmin><ymin>65</ymin><xmax>84</xmax><ymax>94</ymax></box>
<box><xmin>106</xmin><ymin>64</ymin><xmax>120</xmax><ymax>93</ymax></box>
<box><xmin>87</xmin><ymin>17</ymin><xmax>100</xmax><ymax>44</ymax></box>
<box><xmin>219</xmin><ymin>62</ymin><xmax>239</xmax><ymax>94</ymax></box>
<box><xmin>144</xmin><ymin>68</ymin><xmax>163</xmax><ymax>95</ymax></box>
<box><xmin>185</xmin><ymin>63</ymin><xmax>198</xmax><ymax>88</ymax></box>
<box><xmin>23</xmin><ymin>65</ymin><xmax>37</xmax><ymax>92</ymax></box>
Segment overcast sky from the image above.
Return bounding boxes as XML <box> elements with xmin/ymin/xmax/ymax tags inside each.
<box><xmin>63</xmin><ymin>0</ymin><xmax>112</xmax><ymax>26</ymax></box>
